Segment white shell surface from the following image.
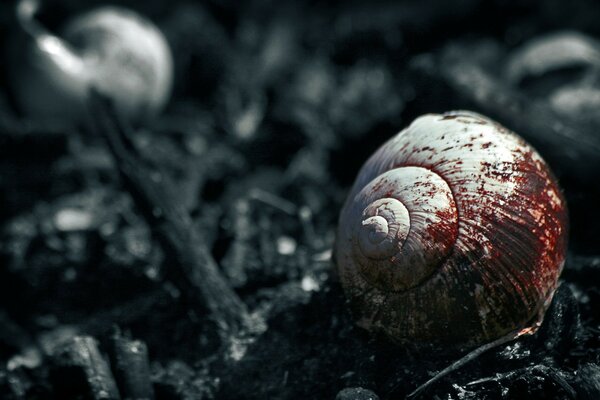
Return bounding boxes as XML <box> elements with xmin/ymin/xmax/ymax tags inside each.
<box><xmin>335</xmin><ymin>111</ymin><xmax>568</xmax><ymax>348</ymax></box>
<box><xmin>64</xmin><ymin>6</ymin><xmax>174</xmax><ymax>120</ymax></box>
<box><xmin>349</xmin><ymin>166</ymin><xmax>458</xmax><ymax>292</ymax></box>
<box><xmin>10</xmin><ymin>4</ymin><xmax>173</xmax><ymax>123</ymax></box>
<box><xmin>505</xmin><ymin>31</ymin><xmax>600</xmax><ymax>84</ymax></box>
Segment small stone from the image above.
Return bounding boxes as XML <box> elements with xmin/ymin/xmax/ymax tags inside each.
<box><xmin>277</xmin><ymin>235</ymin><xmax>297</xmax><ymax>255</ymax></box>
<box><xmin>335</xmin><ymin>387</ymin><xmax>379</xmax><ymax>400</ymax></box>
<box><xmin>301</xmin><ymin>275</ymin><xmax>320</xmax><ymax>292</ymax></box>
<box><xmin>53</xmin><ymin>208</ymin><xmax>94</xmax><ymax>232</ymax></box>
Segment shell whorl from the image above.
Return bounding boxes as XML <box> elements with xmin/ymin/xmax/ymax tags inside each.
<box><xmin>357</xmin><ymin>197</ymin><xmax>410</xmax><ymax>260</ymax></box>
<box><xmin>336</xmin><ymin>111</ymin><xmax>568</xmax><ymax>349</ymax></box>
<box><xmin>351</xmin><ymin>166</ymin><xmax>458</xmax><ymax>292</ymax></box>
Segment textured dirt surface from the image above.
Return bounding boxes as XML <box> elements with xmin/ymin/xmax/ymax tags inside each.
<box><xmin>0</xmin><ymin>0</ymin><xmax>599</xmax><ymax>399</ymax></box>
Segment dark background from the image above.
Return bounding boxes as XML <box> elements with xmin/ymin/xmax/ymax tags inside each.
<box><xmin>0</xmin><ymin>0</ymin><xmax>599</xmax><ymax>399</ymax></box>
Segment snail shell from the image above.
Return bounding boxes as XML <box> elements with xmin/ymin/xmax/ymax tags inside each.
<box><xmin>505</xmin><ymin>31</ymin><xmax>600</xmax><ymax>85</ymax></box>
<box><xmin>335</xmin><ymin>111</ymin><xmax>568</xmax><ymax>349</ymax></box>
<box><xmin>505</xmin><ymin>31</ymin><xmax>600</xmax><ymax>124</ymax></box>
<box><xmin>8</xmin><ymin>0</ymin><xmax>173</xmax><ymax>123</ymax></box>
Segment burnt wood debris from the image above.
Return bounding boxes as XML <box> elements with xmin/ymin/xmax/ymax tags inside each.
<box><xmin>0</xmin><ymin>0</ymin><xmax>600</xmax><ymax>399</ymax></box>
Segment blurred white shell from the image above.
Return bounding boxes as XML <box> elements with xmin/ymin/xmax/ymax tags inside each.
<box><xmin>550</xmin><ymin>85</ymin><xmax>600</xmax><ymax>116</ymax></box>
<box><xmin>505</xmin><ymin>31</ymin><xmax>600</xmax><ymax>84</ymax></box>
<box><xmin>335</xmin><ymin>111</ymin><xmax>568</xmax><ymax>349</ymax></box>
<box><xmin>505</xmin><ymin>31</ymin><xmax>600</xmax><ymax>124</ymax></box>
<box><xmin>9</xmin><ymin>0</ymin><xmax>173</xmax><ymax>124</ymax></box>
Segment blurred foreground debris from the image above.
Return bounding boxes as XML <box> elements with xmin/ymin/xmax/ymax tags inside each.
<box><xmin>86</xmin><ymin>90</ymin><xmax>263</xmax><ymax>352</ymax></box>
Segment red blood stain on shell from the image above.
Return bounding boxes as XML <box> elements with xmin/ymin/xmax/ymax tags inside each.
<box><xmin>336</xmin><ymin>112</ymin><xmax>568</xmax><ymax>350</ymax></box>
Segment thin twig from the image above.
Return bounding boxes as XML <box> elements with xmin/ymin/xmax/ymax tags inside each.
<box><xmin>406</xmin><ymin>330</ymin><xmax>521</xmax><ymax>399</ymax></box>
<box><xmin>465</xmin><ymin>365</ymin><xmax>576</xmax><ymax>399</ymax></box>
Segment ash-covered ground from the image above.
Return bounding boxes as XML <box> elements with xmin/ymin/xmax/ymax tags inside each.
<box><xmin>0</xmin><ymin>0</ymin><xmax>600</xmax><ymax>399</ymax></box>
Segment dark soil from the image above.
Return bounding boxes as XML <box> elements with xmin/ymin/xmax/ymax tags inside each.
<box><xmin>0</xmin><ymin>0</ymin><xmax>599</xmax><ymax>399</ymax></box>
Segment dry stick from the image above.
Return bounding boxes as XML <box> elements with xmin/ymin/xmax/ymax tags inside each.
<box><xmin>107</xmin><ymin>330</ymin><xmax>154</xmax><ymax>400</ymax></box>
<box><xmin>51</xmin><ymin>336</ymin><xmax>121</xmax><ymax>400</ymax></box>
<box><xmin>86</xmin><ymin>90</ymin><xmax>253</xmax><ymax>343</ymax></box>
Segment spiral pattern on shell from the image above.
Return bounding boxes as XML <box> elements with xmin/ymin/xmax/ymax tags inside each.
<box><xmin>335</xmin><ymin>111</ymin><xmax>568</xmax><ymax>349</ymax></box>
